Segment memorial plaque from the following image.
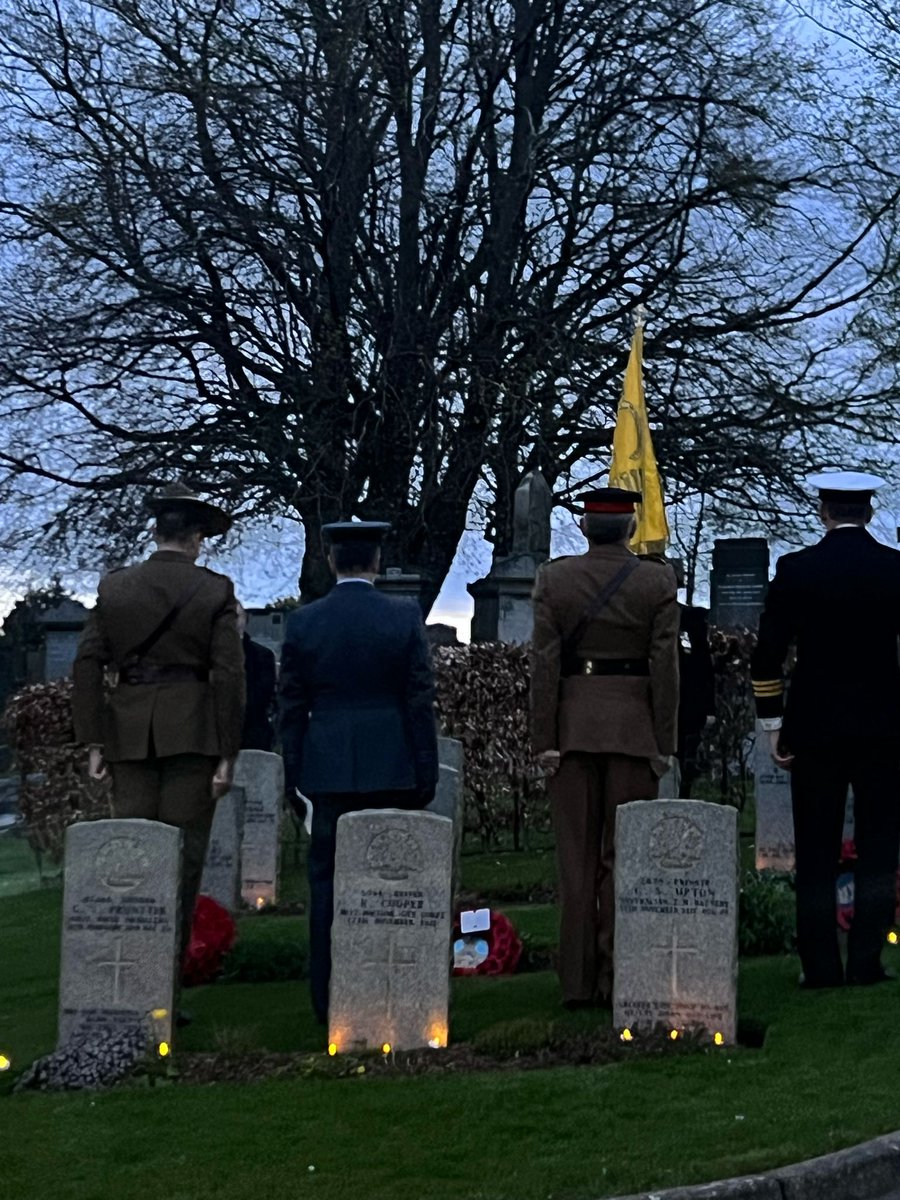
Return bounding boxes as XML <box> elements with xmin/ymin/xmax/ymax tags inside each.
<box><xmin>754</xmin><ymin>725</ymin><xmax>794</xmax><ymax>871</ymax></box>
<box><xmin>234</xmin><ymin>750</ymin><xmax>284</xmax><ymax>908</ymax></box>
<box><xmin>199</xmin><ymin>786</ymin><xmax>245</xmax><ymax>912</ymax></box>
<box><xmin>58</xmin><ymin>818</ymin><xmax>181</xmax><ymax>1048</ymax></box>
<box><xmin>614</xmin><ymin>800</ymin><xmax>738</xmax><ymax>1043</ymax></box>
<box><xmin>329</xmin><ymin>810</ymin><xmax>453</xmax><ymax>1053</ymax></box>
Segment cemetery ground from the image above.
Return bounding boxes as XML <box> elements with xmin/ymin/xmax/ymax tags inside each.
<box><xmin>4</xmin><ymin>822</ymin><xmax>900</xmax><ymax>1200</ymax></box>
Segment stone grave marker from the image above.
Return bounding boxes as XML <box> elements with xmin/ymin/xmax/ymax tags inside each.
<box><xmin>200</xmin><ymin>786</ymin><xmax>245</xmax><ymax>912</ymax></box>
<box><xmin>328</xmin><ymin>809</ymin><xmax>453</xmax><ymax>1053</ymax></box>
<box><xmin>427</xmin><ymin>737</ymin><xmax>465</xmax><ymax>892</ymax></box>
<box><xmin>58</xmin><ymin>818</ymin><xmax>181</xmax><ymax>1049</ymax></box>
<box><xmin>753</xmin><ymin>724</ymin><xmax>795</xmax><ymax>871</ymax></box>
<box><xmin>613</xmin><ymin>799</ymin><xmax>738</xmax><ymax>1043</ymax></box>
<box><xmin>709</xmin><ymin>538</ymin><xmax>769</xmax><ymax>631</ymax></box>
<box><xmin>234</xmin><ymin>750</ymin><xmax>284</xmax><ymax>908</ymax></box>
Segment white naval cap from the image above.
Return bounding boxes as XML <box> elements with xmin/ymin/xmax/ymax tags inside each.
<box><xmin>806</xmin><ymin>471</ymin><xmax>887</xmax><ymax>496</ymax></box>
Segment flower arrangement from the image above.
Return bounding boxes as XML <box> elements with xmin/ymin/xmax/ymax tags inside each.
<box><xmin>182</xmin><ymin>896</ymin><xmax>237</xmax><ymax>987</ymax></box>
<box><xmin>452</xmin><ymin>910</ymin><xmax>522</xmax><ymax>976</ymax></box>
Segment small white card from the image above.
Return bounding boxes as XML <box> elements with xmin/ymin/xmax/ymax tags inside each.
<box><xmin>460</xmin><ymin>907</ymin><xmax>491</xmax><ymax>933</ymax></box>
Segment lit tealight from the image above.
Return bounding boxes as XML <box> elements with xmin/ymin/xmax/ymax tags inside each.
<box><xmin>0</xmin><ymin>1054</ymin><xmax>10</xmax><ymax>1072</ymax></box>
<box><xmin>619</xmin><ymin>1028</ymin><xmax>633</xmax><ymax>1043</ymax></box>
<box><xmin>888</xmin><ymin>931</ymin><xmax>898</xmax><ymax>945</ymax></box>
<box><xmin>427</xmin><ymin>1038</ymin><xmax>442</xmax><ymax>1049</ymax></box>
<box><xmin>151</xmin><ymin>1008</ymin><xmax>168</xmax><ymax>1020</ymax></box>
<box><xmin>158</xmin><ymin>1042</ymin><xmax>170</xmax><ymax>1058</ymax></box>
<box><xmin>714</xmin><ymin>1032</ymin><xmax>724</xmax><ymax>1046</ymax></box>
<box><xmin>327</xmin><ymin>1043</ymin><xmax>338</xmax><ymax>1057</ymax></box>
<box><xmin>255</xmin><ymin>897</ymin><xmax>266</xmax><ymax>911</ymax></box>
<box><xmin>669</xmin><ymin>1030</ymin><xmax>679</xmax><ymax>1041</ymax></box>
<box><xmin>381</xmin><ymin>1043</ymin><xmax>392</xmax><ymax>1055</ymax></box>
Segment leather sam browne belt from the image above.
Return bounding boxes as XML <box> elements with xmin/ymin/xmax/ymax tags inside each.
<box><xmin>567</xmin><ymin>658</ymin><xmax>649</xmax><ymax>677</ymax></box>
<box><xmin>120</xmin><ymin>665</ymin><xmax>209</xmax><ymax>685</ymax></box>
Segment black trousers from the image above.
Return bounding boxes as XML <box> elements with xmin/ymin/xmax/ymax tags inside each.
<box><xmin>308</xmin><ymin>789</ymin><xmax>423</xmax><ymax>1024</ymax></box>
<box><xmin>791</xmin><ymin>742</ymin><xmax>900</xmax><ymax>985</ymax></box>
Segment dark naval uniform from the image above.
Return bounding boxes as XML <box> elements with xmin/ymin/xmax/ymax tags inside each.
<box><xmin>73</xmin><ymin>512</ymin><xmax>245</xmax><ymax>951</ymax></box>
<box><xmin>676</xmin><ymin>604</ymin><xmax>715</xmax><ymax>798</ymax></box>
<box><xmin>279</xmin><ymin>527</ymin><xmax>438</xmax><ymax>1023</ymax></box>
<box><xmin>751</xmin><ymin>479</ymin><xmax>900</xmax><ymax>986</ymax></box>
<box><xmin>530</xmin><ymin>491</ymin><xmax>679</xmax><ymax>1006</ymax></box>
<box><xmin>240</xmin><ymin>633</ymin><xmax>277</xmax><ymax>751</ymax></box>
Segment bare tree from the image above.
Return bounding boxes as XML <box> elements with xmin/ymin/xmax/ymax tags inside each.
<box><xmin>0</xmin><ymin>0</ymin><xmax>896</xmax><ymax>605</ymax></box>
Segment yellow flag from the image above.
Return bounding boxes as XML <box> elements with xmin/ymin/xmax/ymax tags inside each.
<box><xmin>608</xmin><ymin>324</ymin><xmax>669</xmax><ymax>556</ymax></box>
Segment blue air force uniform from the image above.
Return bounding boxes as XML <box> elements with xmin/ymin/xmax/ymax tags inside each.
<box><xmin>750</xmin><ymin>472</ymin><xmax>900</xmax><ymax>987</ymax></box>
<box><xmin>279</xmin><ymin>522</ymin><xmax>438</xmax><ymax>1022</ymax></box>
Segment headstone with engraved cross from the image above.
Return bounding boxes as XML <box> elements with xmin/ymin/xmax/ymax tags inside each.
<box><xmin>328</xmin><ymin>809</ymin><xmax>453</xmax><ymax>1052</ymax></box>
<box><xmin>58</xmin><ymin>818</ymin><xmax>181</xmax><ymax>1049</ymax></box>
<box><xmin>613</xmin><ymin>799</ymin><xmax>738</xmax><ymax>1043</ymax></box>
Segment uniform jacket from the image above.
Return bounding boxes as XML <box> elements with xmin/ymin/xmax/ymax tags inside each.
<box><xmin>750</xmin><ymin>527</ymin><xmax>900</xmax><ymax>750</ymax></box>
<box><xmin>72</xmin><ymin>550</ymin><xmax>245</xmax><ymax>762</ymax></box>
<box><xmin>678</xmin><ymin>604</ymin><xmax>715</xmax><ymax>740</ymax></box>
<box><xmin>279</xmin><ymin>582</ymin><xmax>438</xmax><ymax>796</ymax></box>
<box><xmin>530</xmin><ymin>543</ymin><xmax>680</xmax><ymax>759</ymax></box>
<box><xmin>241</xmin><ymin>634</ymin><xmax>277</xmax><ymax>752</ymax></box>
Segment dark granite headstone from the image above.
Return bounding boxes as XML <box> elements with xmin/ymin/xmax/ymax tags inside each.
<box><xmin>709</xmin><ymin>538</ymin><xmax>769</xmax><ymax>630</ymax></box>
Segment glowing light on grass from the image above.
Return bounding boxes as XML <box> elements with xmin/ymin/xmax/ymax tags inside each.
<box><xmin>0</xmin><ymin>1054</ymin><xmax>10</xmax><ymax>1071</ymax></box>
<box><xmin>381</xmin><ymin>1043</ymin><xmax>392</xmax><ymax>1055</ymax></box>
<box><xmin>714</xmin><ymin>1032</ymin><xmax>724</xmax><ymax>1046</ymax></box>
<box><xmin>158</xmin><ymin>1042</ymin><xmax>170</xmax><ymax>1058</ymax></box>
<box><xmin>427</xmin><ymin>1021</ymin><xmax>448</xmax><ymax>1049</ymax></box>
<box><xmin>619</xmin><ymin>1028</ymin><xmax>633</xmax><ymax>1043</ymax></box>
<box><xmin>255</xmin><ymin>897</ymin><xmax>266</xmax><ymax>911</ymax></box>
<box><xmin>327</xmin><ymin>1043</ymin><xmax>338</xmax><ymax>1057</ymax></box>
<box><xmin>669</xmin><ymin>1030</ymin><xmax>679</xmax><ymax>1041</ymax></box>
<box><xmin>888</xmin><ymin>931</ymin><xmax>898</xmax><ymax>945</ymax></box>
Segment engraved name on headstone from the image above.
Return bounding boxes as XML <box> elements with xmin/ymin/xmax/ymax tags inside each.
<box><xmin>58</xmin><ymin>818</ymin><xmax>181</xmax><ymax>1048</ymax></box>
<box><xmin>233</xmin><ymin>750</ymin><xmax>284</xmax><ymax>908</ymax></box>
<box><xmin>614</xmin><ymin>800</ymin><xmax>738</xmax><ymax>1043</ymax></box>
<box><xmin>329</xmin><ymin>810</ymin><xmax>453</xmax><ymax>1053</ymax></box>
<box><xmin>200</xmin><ymin>786</ymin><xmax>245</xmax><ymax>912</ymax></box>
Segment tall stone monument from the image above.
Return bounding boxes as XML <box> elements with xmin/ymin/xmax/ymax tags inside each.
<box><xmin>200</xmin><ymin>786</ymin><xmax>245</xmax><ymax>912</ymax></box>
<box><xmin>58</xmin><ymin>819</ymin><xmax>181</xmax><ymax>1049</ymax></box>
<box><xmin>709</xmin><ymin>538</ymin><xmax>769</xmax><ymax>630</ymax></box>
<box><xmin>613</xmin><ymin>800</ymin><xmax>739</xmax><ymax>1043</ymax></box>
<box><xmin>328</xmin><ymin>810</ymin><xmax>453</xmax><ymax>1053</ymax></box>
<box><xmin>469</xmin><ymin>470</ymin><xmax>552</xmax><ymax>644</ymax></box>
<box><xmin>234</xmin><ymin>750</ymin><xmax>284</xmax><ymax>908</ymax></box>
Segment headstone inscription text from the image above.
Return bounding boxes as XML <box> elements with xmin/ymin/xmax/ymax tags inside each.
<box><xmin>233</xmin><ymin>750</ymin><xmax>283</xmax><ymax>907</ymax></box>
<box><xmin>58</xmin><ymin>819</ymin><xmax>181</xmax><ymax>1048</ymax></box>
<box><xmin>613</xmin><ymin>800</ymin><xmax>738</xmax><ymax>1043</ymax></box>
<box><xmin>329</xmin><ymin>810</ymin><xmax>453</xmax><ymax>1053</ymax></box>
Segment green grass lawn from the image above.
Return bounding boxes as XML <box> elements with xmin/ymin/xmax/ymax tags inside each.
<box><xmin>4</xmin><ymin>882</ymin><xmax>900</xmax><ymax>1200</ymax></box>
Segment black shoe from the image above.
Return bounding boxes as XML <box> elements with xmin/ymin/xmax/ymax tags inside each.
<box><xmin>798</xmin><ymin>973</ymin><xmax>843</xmax><ymax>990</ymax></box>
<box><xmin>847</xmin><ymin>968</ymin><xmax>897</xmax><ymax>986</ymax></box>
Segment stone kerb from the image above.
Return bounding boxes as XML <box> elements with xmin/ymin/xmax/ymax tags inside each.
<box><xmin>614</xmin><ymin>799</ymin><xmax>739</xmax><ymax>1044</ymax></box>
<box><xmin>58</xmin><ymin>818</ymin><xmax>181</xmax><ymax>1049</ymax></box>
<box><xmin>233</xmin><ymin>750</ymin><xmax>284</xmax><ymax>908</ymax></box>
<box><xmin>328</xmin><ymin>809</ymin><xmax>453</xmax><ymax>1053</ymax></box>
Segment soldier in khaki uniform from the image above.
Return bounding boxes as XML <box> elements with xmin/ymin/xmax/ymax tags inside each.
<box><xmin>73</xmin><ymin>483</ymin><xmax>246</xmax><ymax>953</ymax></box>
<box><xmin>530</xmin><ymin>488</ymin><xmax>679</xmax><ymax>1008</ymax></box>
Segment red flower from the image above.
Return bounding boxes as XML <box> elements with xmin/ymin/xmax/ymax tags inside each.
<box><xmin>452</xmin><ymin>910</ymin><xmax>522</xmax><ymax>976</ymax></box>
<box><xmin>182</xmin><ymin>895</ymin><xmax>237</xmax><ymax>987</ymax></box>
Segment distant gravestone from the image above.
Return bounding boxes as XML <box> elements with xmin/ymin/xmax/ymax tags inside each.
<box><xmin>37</xmin><ymin>598</ymin><xmax>89</xmax><ymax>682</ymax></box>
<box><xmin>58</xmin><ymin>819</ymin><xmax>180</xmax><ymax>1049</ymax></box>
<box><xmin>329</xmin><ymin>810</ymin><xmax>453</xmax><ymax>1053</ymax></box>
<box><xmin>200</xmin><ymin>786</ymin><xmax>245</xmax><ymax>912</ymax></box>
<box><xmin>657</xmin><ymin>758</ymin><xmax>681</xmax><ymax>800</ymax></box>
<box><xmin>709</xmin><ymin>538</ymin><xmax>769</xmax><ymax>630</ymax></box>
<box><xmin>754</xmin><ymin>725</ymin><xmax>795</xmax><ymax>871</ymax></box>
<box><xmin>614</xmin><ymin>800</ymin><xmax>738</xmax><ymax>1044</ymax></box>
<box><xmin>234</xmin><ymin>751</ymin><xmax>283</xmax><ymax>909</ymax></box>
<box><xmin>428</xmin><ymin>738</ymin><xmax>465</xmax><ymax>892</ymax></box>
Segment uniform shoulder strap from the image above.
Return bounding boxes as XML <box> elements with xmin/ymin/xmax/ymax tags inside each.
<box><xmin>123</xmin><ymin>573</ymin><xmax>207</xmax><ymax>666</ymax></box>
<box><xmin>562</xmin><ymin>557</ymin><xmax>641</xmax><ymax>662</ymax></box>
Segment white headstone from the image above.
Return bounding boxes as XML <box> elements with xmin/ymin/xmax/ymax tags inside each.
<box><xmin>58</xmin><ymin>818</ymin><xmax>181</xmax><ymax>1048</ymax></box>
<box><xmin>753</xmin><ymin>725</ymin><xmax>795</xmax><ymax>871</ymax></box>
<box><xmin>329</xmin><ymin>809</ymin><xmax>453</xmax><ymax>1053</ymax></box>
<box><xmin>428</xmin><ymin>737</ymin><xmax>464</xmax><ymax>892</ymax></box>
<box><xmin>200</xmin><ymin>786</ymin><xmax>245</xmax><ymax>912</ymax></box>
<box><xmin>614</xmin><ymin>800</ymin><xmax>739</xmax><ymax>1044</ymax></box>
<box><xmin>234</xmin><ymin>750</ymin><xmax>284</xmax><ymax>908</ymax></box>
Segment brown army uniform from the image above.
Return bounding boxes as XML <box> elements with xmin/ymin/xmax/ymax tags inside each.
<box><xmin>73</xmin><ymin>550</ymin><xmax>245</xmax><ymax>949</ymax></box>
<box><xmin>530</xmin><ymin>542</ymin><xmax>679</xmax><ymax>1004</ymax></box>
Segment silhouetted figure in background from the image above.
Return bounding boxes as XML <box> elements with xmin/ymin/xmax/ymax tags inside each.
<box><xmin>671</xmin><ymin>561</ymin><xmax>715</xmax><ymax>799</ymax></box>
<box><xmin>236</xmin><ymin>602</ymin><xmax>277</xmax><ymax>752</ymax></box>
